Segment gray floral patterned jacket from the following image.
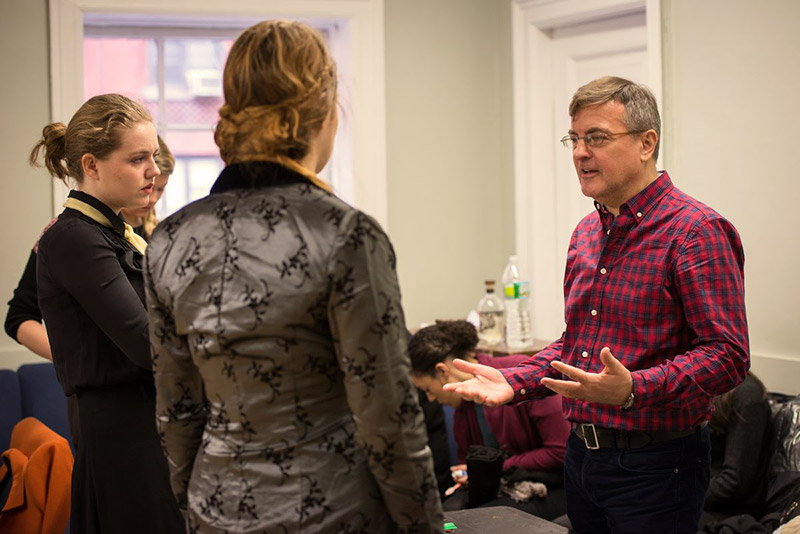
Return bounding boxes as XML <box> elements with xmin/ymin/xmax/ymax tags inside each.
<box><xmin>144</xmin><ymin>162</ymin><xmax>444</xmax><ymax>533</ymax></box>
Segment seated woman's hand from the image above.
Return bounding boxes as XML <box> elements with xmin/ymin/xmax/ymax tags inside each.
<box><xmin>445</xmin><ymin>464</ymin><xmax>468</xmax><ymax>496</ymax></box>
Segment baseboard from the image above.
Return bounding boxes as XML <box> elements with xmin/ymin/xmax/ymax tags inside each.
<box><xmin>751</xmin><ymin>351</ymin><xmax>800</xmax><ymax>396</ymax></box>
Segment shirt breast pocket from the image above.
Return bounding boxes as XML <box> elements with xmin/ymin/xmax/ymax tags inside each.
<box><xmin>614</xmin><ymin>261</ymin><xmax>674</xmax><ymax>329</ymax></box>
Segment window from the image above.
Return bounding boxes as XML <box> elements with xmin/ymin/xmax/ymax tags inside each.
<box><xmin>84</xmin><ymin>16</ymin><xmax>351</xmax><ymax>217</ymax></box>
<box><xmin>50</xmin><ymin>0</ymin><xmax>385</xmax><ymax>228</ymax></box>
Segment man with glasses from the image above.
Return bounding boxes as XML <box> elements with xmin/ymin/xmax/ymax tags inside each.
<box><xmin>443</xmin><ymin>76</ymin><xmax>748</xmax><ymax>533</ymax></box>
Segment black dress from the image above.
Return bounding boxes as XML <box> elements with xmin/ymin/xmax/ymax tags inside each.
<box><xmin>36</xmin><ymin>190</ymin><xmax>183</xmax><ymax>534</ymax></box>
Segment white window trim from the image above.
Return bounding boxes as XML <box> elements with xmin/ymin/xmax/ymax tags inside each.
<box><xmin>49</xmin><ymin>0</ymin><xmax>388</xmax><ymax>229</ymax></box>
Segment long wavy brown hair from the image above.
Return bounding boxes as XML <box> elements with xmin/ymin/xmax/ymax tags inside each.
<box><xmin>214</xmin><ymin>20</ymin><xmax>337</xmax><ymax>191</ymax></box>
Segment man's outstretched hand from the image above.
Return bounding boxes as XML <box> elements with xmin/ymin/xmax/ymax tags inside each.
<box><xmin>441</xmin><ymin>358</ymin><xmax>514</xmax><ymax>407</ymax></box>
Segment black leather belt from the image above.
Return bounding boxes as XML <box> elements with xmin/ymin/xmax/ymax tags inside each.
<box><xmin>571</xmin><ymin>421</ymin><xmax>708</xmax><ymax>450</ymax></box>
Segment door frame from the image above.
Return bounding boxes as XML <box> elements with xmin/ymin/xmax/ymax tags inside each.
<box><xmin>510</xmin><ymin>0</ymin><xmax>662</xmax><ymax>342</ymax></box>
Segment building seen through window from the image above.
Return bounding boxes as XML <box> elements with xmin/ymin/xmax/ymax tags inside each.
<box><xmin>84</xmin><ymin>19</ymin><xmax>347</xmax><ymax>217</ymax></box>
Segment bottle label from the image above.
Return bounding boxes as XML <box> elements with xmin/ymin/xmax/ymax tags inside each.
<box><xmin>479</xmin><ymin>311</ymin><xmax>504</xmax><ymax>331</ymax></box>
<box><xmin>504</xmin><ymin>281</ymin><xmax>529</xmax><ymax>299</ymax></box>
<box><xmin>478</xmin><ymin>311</ymin><xmax>504</xmax><ymax>345</ymax></box>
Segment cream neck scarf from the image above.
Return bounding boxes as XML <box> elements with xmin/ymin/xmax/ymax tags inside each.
<box><xmin>63</xmin><ymin>197</ymin><xmax>148</xmax><ymax>255</ymax></box>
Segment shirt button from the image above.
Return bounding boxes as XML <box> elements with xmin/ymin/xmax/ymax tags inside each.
<box><xmin>591</xmin><ymin>309</ymin><xmax>598</xmax><ymax>316</ymax></box>
<box><xmin>636</xmin><ymin>212</ymin><xmax>643</xmax><ymax>218</ymax></box>
<box><xmin>600</xmin><ymin>268</ymin><xmax>607</xmax><ymax>275</ymax></box>
<box><xmin>520</xmin><ymin>388</ymin><xmax>527</xmax><ymax>396</ymax></box>
<box><xmin>581</xmin><ymin>351</ymin><xmax>588</xmax><ymax>358</ymax></box>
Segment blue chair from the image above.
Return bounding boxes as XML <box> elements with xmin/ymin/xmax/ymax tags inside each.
<box><xmin>442</xmin><ymin>404</ymin><xmax>458</xmax><ymax>465</ymax></box>
<box><xmin>0</xmin><ymin>369</ymin><xmax>22</xmax><ymax>454</ymax></box>
<box><xmin>17</xmin><ymin>363</ymin><xmax>72</xmax><ymax>448</ymax></box>
<box><xmin>1</xmin><ymin>363</ymin><xmax>73</xmax><ymax>532</ymax></box>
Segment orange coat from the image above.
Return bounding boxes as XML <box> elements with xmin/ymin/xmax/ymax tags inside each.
<box><xmin>0</xmin><ymin>417</ymin><xmax>73</xmax><ymax>534</ymax></box>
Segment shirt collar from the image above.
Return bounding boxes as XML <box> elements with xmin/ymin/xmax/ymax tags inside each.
<box><xmin>67</xmin><ymin>190</ymin><xmax>126</xmax><ymax>235</ymax></box>
<box><xmin>595</xmin><ymin>171</ymin><xmax>674</xmax><ymax>226</ymax></box>
<box><xmin>594</xmin><ymin>201</ymin><xmax>615</xmax><ymax>232</ymax></box>
<box><xmin>210</xmin><ymin>161</ymin><xmax>315</xmax><ymax>194</ymax></box>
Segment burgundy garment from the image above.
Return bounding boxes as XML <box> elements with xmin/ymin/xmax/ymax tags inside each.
<box><xmin>502</xmin><ymin>171</ymin><xmax>749</xmax><ymax>432</ymax></box>
<box><xmin>454</xmin><ymin>353</ymin><xmax>569</xmax><ymax>472</ymax></box>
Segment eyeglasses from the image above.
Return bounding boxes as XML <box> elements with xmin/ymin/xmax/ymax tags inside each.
<box><xmin>559</xmin><ymin>130</ymin><xmax>644</xmax><ymax>150</ymax></box>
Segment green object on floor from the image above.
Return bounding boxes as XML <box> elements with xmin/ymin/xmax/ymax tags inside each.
<box><xmin>444</xmin><ymin>522</ymin><xmax>457</xmax><ymax>531</ymax></box>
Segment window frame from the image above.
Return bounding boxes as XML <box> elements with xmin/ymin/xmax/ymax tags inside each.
<box><xmin>49</xmin><ymin>0</ymin><xmax>387</xmax><ymax>228</ymax></box>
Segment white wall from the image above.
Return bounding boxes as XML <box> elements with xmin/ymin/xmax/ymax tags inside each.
<box><xmin>385</xmin><ymin>0</ymin><xmax>515</xmax><ymax>329</ymax></box>
<box><xmin>661</xmin><ymin>0</ymin><xmax>800</xmax><ymax>394</ymax></box>
<box><xmin>0</xmin><ymin>0</ymin><xmax>54</xmax><ymax>370</ymax></box>
<box><xmin>5</xmin><ymin>0</ymin><xmax>796</xmax><ymax>395</ymax></box>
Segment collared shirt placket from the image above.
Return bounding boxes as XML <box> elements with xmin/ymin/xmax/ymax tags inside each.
<box><xmin>580</xmin><ymin>213</ymin><xmax>630</xmax><ymax>368</ymax></box>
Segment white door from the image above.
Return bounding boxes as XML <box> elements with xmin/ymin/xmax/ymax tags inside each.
<box><xmin>511</xmin><ymin>0</ymin><xmax>661</xmax><ymax>344</ymax></box>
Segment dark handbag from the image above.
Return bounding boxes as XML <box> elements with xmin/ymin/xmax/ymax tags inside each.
<box><xmin>465</xmin><ymin>444</ymin><xmax>504</xmax><ymax>508</ymax></box>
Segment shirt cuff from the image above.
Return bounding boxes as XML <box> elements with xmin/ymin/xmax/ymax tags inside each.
<box><xmin>629</xmin><ymin>371</ymin><xmax>644</xmax><ymax>409</ymax></box>
<box><xmin>499</xmin><ymin>367</ymin><xmax>532</xmax><ymax>402</ymax></box>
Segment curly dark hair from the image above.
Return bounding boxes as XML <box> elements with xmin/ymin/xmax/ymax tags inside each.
<box><xmin>407</xmin><ymin>320</ymin><xmax>478</xmax><ymax>376</ymax></box>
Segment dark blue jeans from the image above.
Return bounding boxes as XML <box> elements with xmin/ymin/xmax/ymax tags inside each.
<box><xmin>564</xmin><ymin>426</ymin><xmax>710</xmax><ymax>534</ymax></box>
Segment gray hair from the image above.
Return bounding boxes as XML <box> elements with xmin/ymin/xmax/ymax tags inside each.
<box><xmin>569</xmin><ymin>76</ymin><xmax>661</xmax><ymax>160</ymax></box>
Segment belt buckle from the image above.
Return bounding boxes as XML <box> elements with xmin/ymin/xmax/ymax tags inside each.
<box><xmin>580</xmin><ymin>423</ymin><xmax>600</xmax><ymax>450</ymax></box>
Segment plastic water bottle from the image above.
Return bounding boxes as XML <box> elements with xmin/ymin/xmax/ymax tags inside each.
<box><xmin>502</xmin><ymin>255</ymin><xmax>532</xmax><ymax>349</ymax></box>
<box><xmin>477</xmin><ymin>280</ymin><xmax>505</xmax><ymax>345</ymax></box>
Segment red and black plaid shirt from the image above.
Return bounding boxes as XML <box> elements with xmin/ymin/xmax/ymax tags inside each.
<box><xmin>501</xmin><ymin>172</ymin><xmax>749</xmax><ymax>431</ymax></box>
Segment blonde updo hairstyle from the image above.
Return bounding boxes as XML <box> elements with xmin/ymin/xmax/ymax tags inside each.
<box><xmin>215</xmin><ymin>20</ymin><xmax>337</xmax><ymax>189</ymax></box>
<box><xmin>30</xmin><ymin>94</ymin><xmax>153</xmax><ymax>183</ymax></box>
<box><xmin>138</xmin><ymin>135</ymin><xmax>175</xmax><ymax>240</ymax></box>
<box><xmin>155</xmin><ymin>135</ymin><xmax>175</xmax><ymax>176</ymax></box>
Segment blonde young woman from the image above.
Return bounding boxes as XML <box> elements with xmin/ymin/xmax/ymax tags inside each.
<box><xmin>5</xmin><ymin>135</ymin><xmax>175</xmax><ymax>456</ymax></box>
<box><xmin>121</xmin><ymin>134</ymin><xmax>173</xmax><ymax>241</ymax></box>
<box><xmin>144</xmin><ymin>20</ymin><xmax>444</xmax><ymax>533</ymax></box>
<box><xmin>32</xmin><ymin>93</ymin><xmax>184</xmax><ymax>534</ymax></box>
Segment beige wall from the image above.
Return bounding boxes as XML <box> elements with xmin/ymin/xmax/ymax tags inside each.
<box><xmin>662</xmin><ymin>0</ymin><xmax>800</xmax><ymax>393</ymax></box>
<box><xmin>6</xmin><ymin>0</ymin><xmax>796</xmax><ymax>393</ymax></box>
<box><xmin>385</xmin><ymin>0</ymin><xmax>515</xmax><ymax>329</ymax></box>
<box><xmin>0</xmin><ymin>0</ymin><xmax>53</xmax><ymax>369</ymax></box>
<box><xmin>0</xmin><ymin>0</ymin><xmax>516</xmax><ymax>368</ymax></box>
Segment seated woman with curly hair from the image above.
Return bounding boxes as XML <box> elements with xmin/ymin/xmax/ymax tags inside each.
<box><xmin>408</xmin><ymin>320</ymin><xmax>570</xmax><ymax>520</ymax></box>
